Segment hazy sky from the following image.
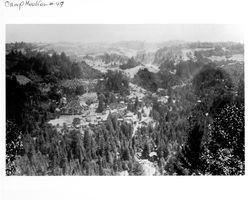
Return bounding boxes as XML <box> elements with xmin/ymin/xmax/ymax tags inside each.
<box><xmin>6</xmin><ymin>24</ymin><xmax>244</xmax><ymax>43</ymax></box>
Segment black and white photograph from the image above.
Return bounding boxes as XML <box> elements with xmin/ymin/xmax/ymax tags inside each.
<box><xmin>5</xmin><ymin>24</ymin><xmax>244</xmax><ymax>176</ymax></box>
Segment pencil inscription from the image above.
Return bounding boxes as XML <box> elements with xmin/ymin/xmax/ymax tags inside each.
<box><xmin>5</xmin><ymin>0</ymin><xmax>64</xmax><ymax>10</ymax></box>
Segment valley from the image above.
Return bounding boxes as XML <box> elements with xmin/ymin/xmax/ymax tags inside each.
<box><xmin>6</xmin><ymin>40</ymin><xmax>244</xmax><ymax>176</ymax></box>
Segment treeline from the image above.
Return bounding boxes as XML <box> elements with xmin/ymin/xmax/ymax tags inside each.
<box><xmin>6</xmin><ymin>51</ymin><xmax>102</xmax><ymax>83</ymax></box>
<box><xmin>97</xmin><ymin>53</ymin><xmax>129</xmax><ymax>64</ymax></box>
<box><xmin>134</xmin><ymin>59</ymin><xmax>203</xmax><ymax>92</ymax></box>
<box><xmin>194</xmin><ymin>43</ymin><xmax>244</xmax><ymax>57</ymax></box>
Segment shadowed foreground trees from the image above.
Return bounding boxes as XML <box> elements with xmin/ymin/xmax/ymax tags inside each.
<box><xmin>201</xmin><ymin>104</ymin><xmax>244</xmax><ymax>175</ymax></box>
<box><xmin>175</xmin><ymin>65</ymin><xmax>244</xmax><ymax>175</ymax></box>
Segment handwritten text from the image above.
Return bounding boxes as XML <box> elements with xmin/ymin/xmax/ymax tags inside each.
<box><xmin>5</xmin><ymin>0</ymin><xmax>64</xmax><ymax>10</ymax></box>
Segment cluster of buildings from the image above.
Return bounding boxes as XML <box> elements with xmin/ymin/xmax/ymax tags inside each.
<box><xmin>50</xmin><ymin>83</ymin><xmax>158</xmax><ymax>137</ymax></box>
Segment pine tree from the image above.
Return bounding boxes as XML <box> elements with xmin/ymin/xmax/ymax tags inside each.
<box><xmin>96</xmin><ymin>93</ymin><xmax>105</xmax><ymax>113</ymax></box>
